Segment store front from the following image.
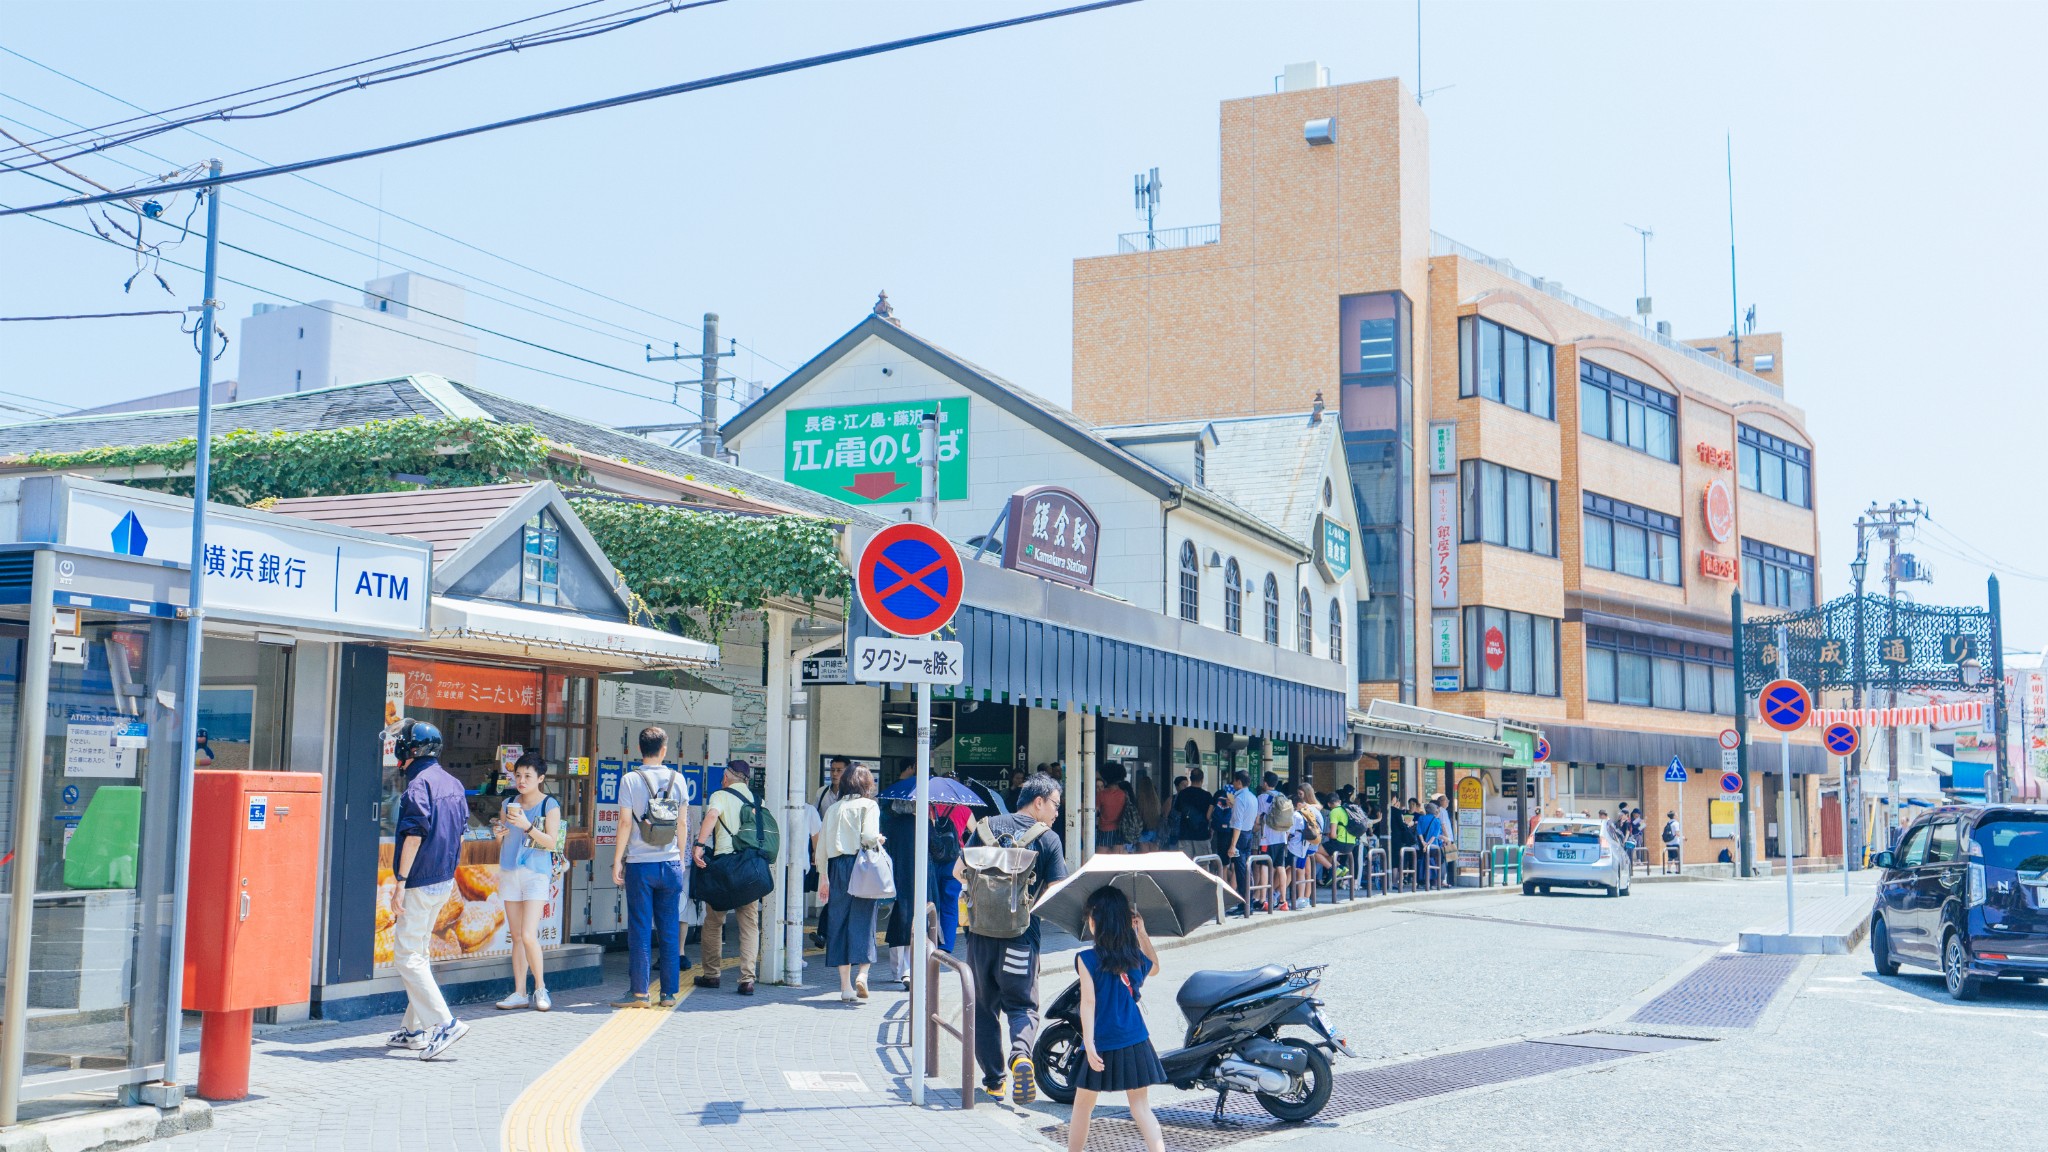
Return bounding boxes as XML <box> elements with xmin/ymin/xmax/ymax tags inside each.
<box><xmin>0</xmin><ymin>476</ymin><xmax>433</xmax><ymax>1116</ymax></box>
<box><xmin>265</xmin><ymin>482</ymin><xmax>717</xmax><ymax>1019</ymax></box>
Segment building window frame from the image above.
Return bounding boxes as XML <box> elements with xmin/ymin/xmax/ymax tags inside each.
<box><xmin>1328</xmin><ymin>597</ymin><xmax>1343</xmax><ymax>664</ymax></box>
<box><xmin>1458</xmin><ymin>315</ymin><xmax>1555</xmax><ymax>419</ymax></box>
<box><xmin>1740</xmin><ymin>537</ymin><xmax>1815</xmax><ymax>610</ymax></box>
<box><xmin>1585</xmin><ymin>626</ymin><xmax>1736</xmax><ymax>714</ymax></box>
<box><xmin>1459</xmin><ymin>460</ymin><xmax>1557</xmax><ymax>557</ymax></box>
<box><xmin>1736</xmin><ymin>424</ymin><xmax>1812</xmax><ymax>509</ymax></box>
<box><xmin>1461</xmin><ymin>607</ymin><xmax>1561</xmax><ymax>697</ymax></box>
<box><xmin>1579</xmin><ymin>361</ymin><xmax>1678</xmax><ymax>463</ymax></box>
<box><xmin>1223</xmin><ymin>558</ymin><xmax>1243</xmax><ymax>635</ymax></box>
<box><xmin>1262</xmin><ymin>573</ymin><xmax>1280</xmax><ymax>646</ymax></box>
<box><xmin>1582</xmin><ymin>492</ymin><xmax>1682</xmax><ymax>586</ymax></box>
<box><xmin>1178</xmin><ymin>539</ymin><xmax>1200</xmax><ymax>622</ymax></box>
<box><xmin>1297</xmin><ymin>588</ymin><xmax>1314</xmax><ymax>655</ymax></box>
<box><xmin>521</xmin><ymin>509</ymin><xmax>562</xmax><ymax>606</ymax></box>
<box><xmin>1193</xmin><ymin>440</ymin><xmax>1207</xmax><ymax>487</ymax></box>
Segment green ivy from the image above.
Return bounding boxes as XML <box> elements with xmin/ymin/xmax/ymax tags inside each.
<box><xmin>18</xmin><ymin>418</ymin><xmax>846</xmax><ymax>641</ymax></box>
<box><xmin>21</xmin><ymin>417</ymin><xmax>576</xmax><ymax>505</ymax></box>
<box><xmin>570</xmin><ymin>497</ymin><xmax>847</xmax><ymax>640</ymax></box>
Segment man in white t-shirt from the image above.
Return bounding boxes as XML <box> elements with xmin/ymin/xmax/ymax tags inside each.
<box><xmin>610</xmin><ymin>727</ymin><xmax>687</xmax><ymax>1009</ymax></box>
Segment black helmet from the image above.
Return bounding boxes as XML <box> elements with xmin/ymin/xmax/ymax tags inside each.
<box><xmin>393</xmin><ymin>718</ymin><xmax>442</xmax><ymax>762</ymax></box>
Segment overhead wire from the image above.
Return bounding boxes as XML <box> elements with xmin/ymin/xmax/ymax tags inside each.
<box><xmin>0</xmin><ymin>1</ymin><xmax>726</xmax><ymax>172</ymax></box>
<box><xmin>0</xmin><ymin>0</ymin><xmax>1143</xmax><ymax>218</ymax></box>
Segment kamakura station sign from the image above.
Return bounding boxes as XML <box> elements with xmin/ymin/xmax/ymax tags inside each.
<box><xmin>1001</xmin><ymin>485</ymin><xmax>1099</xmax><ymax>589</ymax></box>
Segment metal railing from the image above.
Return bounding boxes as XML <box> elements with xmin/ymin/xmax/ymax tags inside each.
<box><xmin>919</xmin><ymin>906</ymin><xmax>977</xmax><ymax>1110</ymax></box>
<box><xmin>1191</xmin><ymin>853</ymin><xmax>1230</xmax><ymax>925</ymax></box>
<box><xmin>1115</xmin><ymin>223</ymin><xmax>1221</xmax><ymax>254</ymax></box>
<box><xmin>1430</xmin><ymin>231</ymin><xmax>1785</xmax><ymax>400</ymax></box>
<box><xmin>1489</xmin><ymin>844</ymin><xmax>1524</xmax><ymax>886</ymax></box>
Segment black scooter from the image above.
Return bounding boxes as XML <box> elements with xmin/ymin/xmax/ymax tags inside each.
<box><xmin>1032</xmin><ymin>963</ymin><xmax>1355</xmax><ymax>1123</ymax></box>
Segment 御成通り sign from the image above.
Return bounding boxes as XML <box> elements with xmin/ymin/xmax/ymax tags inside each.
<box><xmin>784</xmin><ymin>397</ymin><xmax>969</xmax><ymax>504</ymax></box>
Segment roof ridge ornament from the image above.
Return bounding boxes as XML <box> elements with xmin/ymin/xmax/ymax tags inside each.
<box><xmin>872</xmin><ymin>290</ymin><xmax>898</xmax><ymax>325</ymax></box>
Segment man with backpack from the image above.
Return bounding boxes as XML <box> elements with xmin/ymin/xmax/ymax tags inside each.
<box><xmin>693</xmin><ymin>759</ymin><xmax>777</xmax><ymax>996</ymax></box>
<box><xmin>1661</xmin><ymin>809</ymin><xmax>1683</xmax><ymax>873</ymax></box>
<box><xmin>955</xmin><ymin>772</ymin><xmax>1066</xmax><ymax>1106</ymax></box>
<box><xmin>611</xmin><ymin>727</ymin><xmax>687</xmax><ymax>1010</ymax></box>
<box><xmin>1171</xmin><ymin>767</ymin><xmax>1214</xmax><ymax>858</ymax></box>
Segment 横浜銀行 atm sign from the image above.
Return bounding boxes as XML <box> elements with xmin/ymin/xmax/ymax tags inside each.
<box><xmin>60</xmin><ymin>483</ymin><xmax>432</xmax><ymax>637</ymax></box>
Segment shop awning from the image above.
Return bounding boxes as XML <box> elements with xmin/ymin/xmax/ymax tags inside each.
<box><xmin>1349</xmin><ymin>700</ymin><xmax>1512</xmax><ymax>765</ymax></box>
<box><xmin>429</xmin><ymin>596</ymin><xmax>718</xmax><ymax>670</ymax></box>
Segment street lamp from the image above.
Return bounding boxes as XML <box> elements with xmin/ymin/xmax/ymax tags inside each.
<box><xmin>1959</xmin><ymin>655</ymin><xmax>1984</xmax><ymax>688</ymax></box>
<box><xmin>1850</xmin><ymin>554</ymin><xmax>1868</xmax><ymax>590</ymax></box>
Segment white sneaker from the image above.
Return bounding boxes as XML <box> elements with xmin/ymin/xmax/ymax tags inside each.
<box><xmin>533</xmin><ymin>988</ymin><xmax>552</xmax><ymax>1012</ymax></box>
<box><xmin>387</xmin><ymin>1027</ymin><xmax>427</xmax><ymax>1050</ymax></box>
<box><xmin>420</xmin><ymin>1018</ymin><xmax>469</xmax><ymax>1061</ymax></box>
<box><xmin>495</xmin><ymin>992</ymin><xmax>530</xmax><ymax>1011</ymax></box>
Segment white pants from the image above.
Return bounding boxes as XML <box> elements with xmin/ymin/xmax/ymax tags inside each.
<box><xmin>395</xmin><ymin>881</ymin><xmax>455</xmax><ymax>1031</ymax></box>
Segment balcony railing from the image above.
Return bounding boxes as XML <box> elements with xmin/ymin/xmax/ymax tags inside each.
<box><xmin>1430</xmin><ymin>232</ymin><xmax>1784</xmax><ymax>400</ymax></box>
<box><xmin>1115</xmin><ymin>223</ymin><xmax>1220</xmax><ymax>254</ymax></box>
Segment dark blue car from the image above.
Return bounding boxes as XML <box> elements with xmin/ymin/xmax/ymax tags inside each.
<box><xmin>1870</xmin><ymin>804</ymin><xmax>2048</xmax><ymax>1000</ymax></box>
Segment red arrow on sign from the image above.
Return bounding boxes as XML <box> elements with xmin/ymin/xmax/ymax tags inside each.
<box><xmin>844</xmin><ymin>471</ymin><xmax>907</xmax><ymax>500</ymax></box>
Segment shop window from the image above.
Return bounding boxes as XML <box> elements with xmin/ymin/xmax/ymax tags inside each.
<box><xmin>1262</xmin><ymin>573</ymin><xmax>1280</xmax><ymax>645</ymax></box>
<box><xmin>1178</xmin><ymin>540</ymin><xmax>1200</xmax><ymax>622</ymax></box>
<box><xmin>1582</xmin><ymin>492</ymin><xmax>1681</xmax><ymax>585</ymax></box>
<box><xmin>1462</xmin><ymin>607</ymin><xmax>1561</xmax><ymax>696</ymax></box>
<box><xmin>1740</xmin><ymin>538</ymin><xmax>1815</xmax><ymax>610</ymax></box>
<box><xmin>1737</xmin><ymin>425</ymin><xmax>1812</xmax><ymax>509</ymax></box>
<box><xmin>1458</xmin><ymin>315</ymin><xmax>1555</xmax><ymax>419</ymax></box>
<box><xmin>1329</xmin><ymin>597</ymin><xmax>1343</xmax><ymax>664</ymax></box>
<box><xmin>1460</xmin><ymin>460</ymin><xmax>1556</xmax><ymax>557</ymax></box>
<box><xmin>1580</xmin><ymin>361</ymin><xmax>1677</xmax><ymax>463</ymax></box>
<box><xmin>1297</xmin><ymin>588</ymin><xmax>1314</xmax><ymax>654</ymax></box>
<box><xmin>521</xmin><ymin>510</ymin><xmax>562</xmax><ymax>606</ymax></box>
<box><xmin>1223</xmin><ymin>558</ymin><xmax>1243</xmax><ymax>635</ymax></box>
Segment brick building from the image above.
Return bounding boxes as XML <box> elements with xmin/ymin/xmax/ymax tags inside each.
<box><xmin>1070</xmin><ymin>67</ymin><xmax>1829</xmax><ymax>865</ymax></box>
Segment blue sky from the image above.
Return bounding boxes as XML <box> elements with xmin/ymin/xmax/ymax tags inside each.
<box><xmin>2</xmin><ymin>1</ymin><xmax>2044</xmax><ymax>651</ymax></box>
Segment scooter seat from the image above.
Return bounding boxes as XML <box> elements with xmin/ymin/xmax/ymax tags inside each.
<box><xmin>1175</xmin><ymin>965</ymin><xmax>1289</xmax><ymax>1021</ymax></box>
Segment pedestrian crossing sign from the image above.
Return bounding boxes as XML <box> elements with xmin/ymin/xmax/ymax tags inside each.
<box><xmin>1664</xmin><ymin>756</ymin><xmax>1688</xmax><ymax>783</ymax></box>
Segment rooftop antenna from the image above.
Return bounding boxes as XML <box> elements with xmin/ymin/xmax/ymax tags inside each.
<box><xmin>1625</xmin><ymin>223</ymin><xmax>1654</xmax><ymax>333</ymax></box>
<box><xmin>1134</xmin><ymin>167</ymin><xmax>1162</xmax><ymax>250</ymax></box>
<box><xmin>1416</xmin><ymin>1</ymin><xmax>1453</xmax><ymax>102</ymax></box>
<box><xmin>1726</xmin><ymin>133</ymin><xmax>1741</xmax><ymax>369</ymax></box>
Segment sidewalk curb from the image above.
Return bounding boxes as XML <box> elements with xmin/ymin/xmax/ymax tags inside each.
<box><xmin>1147</xmin><ymin>882</ymin><xmax>1502</xmax><ymax>954</ymax></box>
<box><xmin>0</xmin><ymin>1101</ymin><xmax>211</xmax><ymax>1152</ymax></box>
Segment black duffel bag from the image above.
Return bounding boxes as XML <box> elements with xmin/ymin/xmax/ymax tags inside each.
<box><xmin>696</xmin><ymin>847</ymin><xmax>774</xmax><ymax>911</ymax></box>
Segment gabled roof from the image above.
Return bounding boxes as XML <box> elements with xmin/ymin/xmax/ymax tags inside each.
<box><xmin>1099</xmin><ymin>411</ymin><xmax>1340</xmax><ymax>548</ymax></box>
<box><xmin>722</xmin><ymin>314</ymin><xmax>1308</xmax><ymax>557</ymax></box>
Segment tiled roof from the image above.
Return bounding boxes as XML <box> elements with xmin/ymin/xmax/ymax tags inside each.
<box><xmin>0</xmin><ymin>378</ymin><xmax>442</xmax><ymax>456</ymax></box>
<box><xmin>270</xmin><ymin>482</ymin><xmax>538</xmax><ymax>562</ymax></box>
<box><xmin>1098</xmin><ymin>411</ymin><xmax>1335</xmax><ymax>546</ymax></box>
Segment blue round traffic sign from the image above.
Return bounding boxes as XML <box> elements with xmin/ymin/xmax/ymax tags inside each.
<box><xmin>1534</xmin><ymin>736</ymin><xmax>1550</xmax><ymax>763</ymax></box>
<box><xmin>1719</xmin><ymin>770</ymin><xmax>1743</xmax><ymax>794</ymax></box>
<box><xmin>61</xmin><ymin>785</ymin><xmax>79</xmax><ymax>807</ymax></box>
<box><xmin>857</xmin><ymin>523</ymin><xmax>963</xmax><ymax>637</ymax></box>
<box><xmin>1823</xmin><ymin>723</ymin><xmax>1859</xmax><ymax>757</ymax></box>
<box><xmin>1758</xmin><ymin>678</ymin><xmax>1812</xmax><ymax>734</ymax></box>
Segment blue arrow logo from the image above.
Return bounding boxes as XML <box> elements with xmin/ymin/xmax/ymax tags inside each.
<box><xmin>111</xmin><ymin>511</ymin><xmax>148</xmax><ymax>556</ymax></box>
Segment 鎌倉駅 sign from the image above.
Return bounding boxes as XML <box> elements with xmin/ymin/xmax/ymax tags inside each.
<box><xmin>783</xmin><ymin>397</ymin><xmax>969</xmax><ymax>504</ymax></box>
<box><xmin>1001</xmin><ymin>485</ymin><xmax>1099</xmax><ymax>589</ymax></box>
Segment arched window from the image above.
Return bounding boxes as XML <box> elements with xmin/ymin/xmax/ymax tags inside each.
<box><xmin>1329</xmin><ymin>597</ymin><xmax>1344</xmax><ymax>664</ymax></box>
<box><xmin>1223</xmin><ymin>559</ymin><xmax>1243</xmax><ymax>634</ymax></box>
<box><xmin>1262</xmin><ymin>574</ymin><xmax>1280</xmax><ymax>645</ymax></box>
<box><xmin>1178</xmin><ymin>540</ymin><xmax>1200</xmax><ymax>622</ymax></box>
<box><xmin>1297</xmin><ymin>588</ymin><xmax>1314</xmax><ymax>654</ymax></box>
<box><xmin>1184</xmin><ymin>740</ymin><xmax>1200</xmax><ymax>768</ymax></box>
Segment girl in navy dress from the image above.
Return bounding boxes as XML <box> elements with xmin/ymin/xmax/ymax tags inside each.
<box><xmin>1068</xmin><ymin>885</ymin><xmax>1165</xmax><ymax>1152</ymax></box>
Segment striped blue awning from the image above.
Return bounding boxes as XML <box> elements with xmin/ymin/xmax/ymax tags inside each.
<box><xmin>850</xmin><ymin>600</ymin><xmax>1347</xmax><ymax>746</ymax></box>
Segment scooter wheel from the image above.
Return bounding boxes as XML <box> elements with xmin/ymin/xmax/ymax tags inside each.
<box><xmin>1254</xmin><ymin>1038</ymin><xmax>1332</xmax><ymax>1123</ymax></box>
<box><xmin>1031</xmin><ymin>1019</ymin><xmax>1082</xmax><ymax>1105</ymax></box>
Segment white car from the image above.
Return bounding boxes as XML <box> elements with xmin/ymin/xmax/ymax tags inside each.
<box><xmin>1522</xmin><ymin>818</ymin><xmax>1632</xmax><ymax>897</ymax></box>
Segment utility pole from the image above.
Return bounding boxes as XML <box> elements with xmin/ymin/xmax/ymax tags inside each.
<box><xmin>1626</xmin><ymin>224</ymin><xmax>1653</xmax><ymax>334</ymax></box>
<box><xmin>646</xmin><ymin>312</ymin><xmax>735</xmax><ymax>457</ymax></box>
<box><xmin>1863</xmin><ymin>500</ymin><xmax>1927</xmax><ymax>846</ymax></box>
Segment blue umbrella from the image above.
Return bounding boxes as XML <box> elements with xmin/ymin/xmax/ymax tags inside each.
<box><xmin>879</xmin><ymin>776</ymin><xmax>987</xmax><ymax>807</ymax></box>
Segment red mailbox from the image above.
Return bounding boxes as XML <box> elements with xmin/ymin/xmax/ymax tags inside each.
<box><xmin>184</xmin><ymin>770</ymin><xmax>323</xmax><ymax>1099</ymax></box>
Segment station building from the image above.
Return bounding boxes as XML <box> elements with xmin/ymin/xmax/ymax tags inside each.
<box><xmin>1070</xmin><ymin>68</ymin><xmax>1829</xmax><ymax>864</ymax></box>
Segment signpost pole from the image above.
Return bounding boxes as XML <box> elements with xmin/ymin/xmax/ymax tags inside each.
<box><xmin>909</xmin><ymin>411</ymin><xmax>938</xmax><ymax>1108</ymax></box>
<box><xmin>1777</xmin><ymin>625</ymin><xmax>1794</xmax><ymax>936</ymax></box>
<box><xmin>1732</xmin><ymin>592</ymin><xmax>1754</xmax><ymax>878</ymax></box>
<box><xmin>1840</xmin><ymin>745</ymin><xmax>1851</xmax><ymax>896</ymax></box>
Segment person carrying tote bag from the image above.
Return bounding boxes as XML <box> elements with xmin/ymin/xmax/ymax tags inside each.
<box><xmin>815</xmin><ymin>762</ymin><xmax>885</xmax><ymax>1003</ymax></box>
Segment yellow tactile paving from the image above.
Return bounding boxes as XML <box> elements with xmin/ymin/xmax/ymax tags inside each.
<box><xmin>499</xmin><ymin>983</ymin><xmax>691</xmax><ymax>1152</ymax></box>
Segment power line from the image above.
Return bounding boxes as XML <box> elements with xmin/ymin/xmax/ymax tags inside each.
<box><xmin>0</xmin><ymin>79</ymin><xmax>792</xmax><ymax>374</ymax></box>
<box><xmin>0</xmin><ymin>309</ymin><xmax>185</xmax><ymax>321</ymax></box>
<box><xmin>0</xmin><ymin>0</ymin><xmax>1142</xmax><ymax>218</ymax></box>
<box><xmin>0</xmin><ymin>1</ymin><xmax>724</xmax><ymax>172</ymax></box>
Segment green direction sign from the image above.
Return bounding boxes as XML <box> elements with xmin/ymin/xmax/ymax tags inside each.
<box><xmin>952</xmin><ymin>732</ymin><xmax>1012</xmax><ymax>766</ymax></box>
<box><xmin>1314</xmin><ymin>513</ymin><xmax>1353</xmax><ymax>582</ymax></box>
<box><xmin>784</xmin><ymin>396</ymin><xmax>969</xmax><ymax>504</ymax></box>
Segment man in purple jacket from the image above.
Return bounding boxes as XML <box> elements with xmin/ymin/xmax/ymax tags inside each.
<box><xmin>387</xmin><ymin>719</ymin><xmax>471</xmax><ymax>1060</ymax></box>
